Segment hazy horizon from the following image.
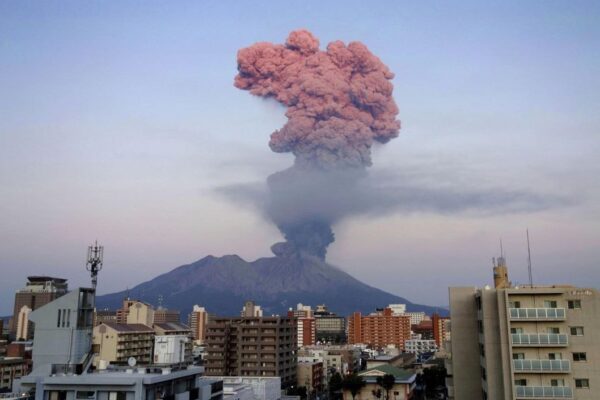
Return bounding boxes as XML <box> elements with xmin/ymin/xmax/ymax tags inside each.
<box><xmin>1</xmin><ymin>1</ymin><xmax>599</xmax><ymax>315</ymax></box>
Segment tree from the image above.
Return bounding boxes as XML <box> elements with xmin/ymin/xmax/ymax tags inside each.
<box><xmin>287</xmin><ymin>386</ymin><xmax>308</xmax><ymax>400</ymax></box>
<box><xmin>371</xmin><ymin>389</ymin><xmax>382</xmax><ymax>400</ymax></box>
<box><xmin>342</xmin><ymin>374</ymin><xmax>366</xmax><ymax>400</ymax></box>
<box><xmin>376</xmin><ymin>374</ymin><xmax>396</xmax><ymax>400</ymax></box>
<box><xmin>329</xmin><ymin>372</ymin><xmax>343</xmax><ymax>400</ymax></box>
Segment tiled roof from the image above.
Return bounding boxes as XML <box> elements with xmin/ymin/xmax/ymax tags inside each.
<box><xmin>359</xmin><ymin>364</ymin><xmax>415</xmax><ymax>382</ymax></box>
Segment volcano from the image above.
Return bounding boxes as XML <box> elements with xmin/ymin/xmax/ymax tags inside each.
<box><xmin>96</xmin><ymin>254</ymin><xmax>445</xmax><ymax>317</ymax></box>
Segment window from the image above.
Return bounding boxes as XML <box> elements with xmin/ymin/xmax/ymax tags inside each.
<box><xmin>549</xmin><ymin>353</ymin><xmax>562</xmax><ymax>360</ymax></box>
<box><xmin>514</xmin><ymin>379</ymin><xmax>527</xmax><ymax>386</ymax></box>
<box><xmin>513</xmin><ymin>353</ymin><xmax>525</xmax><ymax>360</ymax></box>
<box><xmin>573</xmin><ymin>352</ymin><xmax>587</xmax><ymax>362</ymax></box>
<box><xmin>575</xmin><ymin>379</ymin><xmax>590</xmax><ymax>388</ymax></box>
<box><xmin>510</xmin><ymin>327</ymin><xmax>524</xmax><ymax>334</ymax></box>
<box><xmin>570</xmin><ymin>327</ymin><xmax>584</xmax><ymax>336</ymax></box>
<box><xmin>568</xmin><ymin>300</ymin><xmax>581</xmax><ymax>309</ymax></box>
<box><xmin>478</xmin><ymin>321</ymin><xmax>483</xmax><ymax>333</ymax></box>
<box><xmin>76</xmin><ymin>392</ymin><xmax>95</xmax><ymax>400</ymax></box>
<box><xmin>479</xmin><ymin>344</ymin><xmax>485</xmax><ymax>357</ymax></box>
<box><xmin>481</xmin><ymin>366</ymin><xmax>486</xmax><ymax>381</ymax></box>
<box><xmin>544</xmin><ymin>300</ymin><xmax>558</xmax><ymax>308</ymax></box>
<box><xmin>548</xmin><ymin>327</ymin><xmax>560</xmax><ymax>334</ymax></box>
<box><xmin>108</xmin><ymin>392</ymin><xmax>127</xmax><ymax>400</ymax></box>
<box><xmin>551</xmin><ymin>379</ymin><xmax>565</xmax><ymax>387</ymax></box>
<box><xmin>49</xmin><ymin>391</ymin><xmax>67</xmax><ymax>400</ymax></box>
<box><xmin>57</xmin><ymin>310</ymin><xmax>62</xmax><ymax>328</ymax></box>
<box><xmin>509</xmin><ymin>301</ymin><xmax>521</xmax><ymax>308</ymax></box>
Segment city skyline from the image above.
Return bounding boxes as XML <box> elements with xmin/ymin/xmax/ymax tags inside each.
<box><xmin>1</xmin><ymin>1</ymin><xmax>600</xmax><ymax>315</ymax></box>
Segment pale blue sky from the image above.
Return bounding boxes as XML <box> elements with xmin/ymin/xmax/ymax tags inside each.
<box><xmin>1</xmin><ymin>1</ymin><xmax>599</xmax><ymax>314</ymax></box>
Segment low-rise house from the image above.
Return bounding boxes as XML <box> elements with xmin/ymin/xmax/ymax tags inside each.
<box><xmin>342</xmin><ymin>365</ymin><xmax>416</xmax><ymax>400</ymax></box>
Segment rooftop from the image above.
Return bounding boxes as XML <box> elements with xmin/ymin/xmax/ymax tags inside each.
<box><xmin>100</xmin><ymin>322</ymin><xmax>153</xmax><ymax>333</ymax></box>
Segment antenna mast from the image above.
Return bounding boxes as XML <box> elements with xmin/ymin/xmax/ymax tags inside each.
<box><xmin>86</xmin><ymin>241</ymin><xmax>104</xmax><ymax>290</ymax></box>
<box><xmin>526</xmin><ymin>229</ymin><xmax>533</xmax><ymax>287</ymax></box>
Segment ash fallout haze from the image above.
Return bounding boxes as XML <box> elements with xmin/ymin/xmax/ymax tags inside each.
<box><xmin>1</xmin><ymin>2</ymin><xmax>600</xmax><ymax>315</ymax></box>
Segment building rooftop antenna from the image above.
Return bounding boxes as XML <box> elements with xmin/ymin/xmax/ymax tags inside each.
<box><xmin>86</xmin><ymin>241</ymin><xmax>104</xmax><ymax>291</ymax></box>
<box><xmin>527</xmin><ymin>229</ymin><xmax>534</xmax><ymax>287</ymax></box>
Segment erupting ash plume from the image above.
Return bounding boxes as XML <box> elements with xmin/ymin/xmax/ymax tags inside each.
<box><xmin>235</xmin><ymin>30</ymin><xmax>401</xmax><ymax>259</ymax></box>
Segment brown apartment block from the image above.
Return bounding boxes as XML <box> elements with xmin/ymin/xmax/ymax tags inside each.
<box><xmin>10</xmin><ymin>276</ymin><xmax>68</xmax><ymax>337</ymax></box>
<box><xmin>432</xmin><ymin>312</ymin><xmax>450</xmax><ymax>348</ymax></box>
<box><xmin>348</xmin><ymin>308</ymin><xmax>411</xmax><ymax>349</ymax></box>
<box><xmin>154</xmin><ymin>308</ymin><xmax>180</xmax><ymax>324</ymax></box>
<box><xmin>204</xmin><ymin>316</ymin><xmax>297</xmax><ymax>388</ymax></box>
<box><xmin>188</xmin><ymin>305</ymin><xmax>209</xmax><ymax>343</ymax></box>
<box><xmin>0</xmin><ymin>357</ymin><xmax>32</xmax><ymax>392</ymax></box>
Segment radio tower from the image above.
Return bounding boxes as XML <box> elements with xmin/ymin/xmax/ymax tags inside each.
<box><xmin>86</xmin><ymin>241</ymin><xmax>104</xmax><ymax>290</ymax></box>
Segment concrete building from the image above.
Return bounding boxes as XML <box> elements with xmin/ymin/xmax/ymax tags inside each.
<box><xmin>204</xmin><ymin>315</ymin><xmax>297</xmax><ymax>388</ymax></box>
<box><xmin>217</xmin><ymin>377</ymin><xmax>281</xmax><ymax>400</ymax></box>
<box><xmin>154</xmin><ymin>308</ymin><xmax>181</xmax><ymax>324</ymax></box>
<box><xmin>240</xmin><ymin>301</ymin><xmax>263</xmax><ymax>318</ymax></box>
<box><xmin>313</xmin><ymin>306</ymin><xmax>345</xmax><ymax>344</ymax></box>
<box><xmin>94</xmin><ymin>310</ymin><xmax>117</xmax><ymax>326</ymax></box>
<box><xmin>116</xmin><ymin>299</ymin><xmax>139</xmax><ymax>324</ymax></box>
<box><xmin>15</xmin><ymin>306</ymin><xmax>32</xmax><ymax>341</ymax></box>
<box><xmin>348</xmin><ymin>308</ymin><xmax>411</xmax><ymax>349</ymax></box>
<box><xmin>296</xmin><ymin>361</ymin><xmax>323</xmax><ymax>395</ymax></box>
<box><xmin>93</xmin><ymin>322</ymin><xmax>154</xmax><ymax>366</ymax></box>
<box><xmin>388</xmin><ymin>304</ymin><xmax>407</xmax><ymax>316</ymax></box>
<box><xmin>126</xmin><ymin>302</ymin><xmax>155</xmax><ymax>326</ymax></box>
<box><xmin>365</xmin><ymin>353</ymin><xmax>416</xmax><ymax>370</ymax></box>
<box><xmin>189</xmin><ymin>306</ymin><xmax>209</xmax><ymax>344</ymax></box>
<box><xmin>404</xmin><ymin>339</ymin><xmax>438</xmax><ymax>355</ymax></box>
<box><xmin>10</xmin><ymin>276</ymin><xmax>68</xmax><ymax>337</ymax></box>
<box><xmin>404</xmin><ymin>312</ymin><xmax>426</xmax><ymax>326</ymax></box>
<box><xmin>287</xmin><ymin>305</ymin><xmax>315</xmax><ymax>348</ymax></box>
<box><xmin>447</xmin><ymin>256</ymin><xmax>600</xmax><ymax>400</ymax></box>
<box><xmin>29</xmin><ymin>287</ymin><xmax>95</xmax><ymax>371</ymax></box>
<box><xmin>8</xmin><ymin>280</ymin><xmax>224</xmax><ymax>400</ymax></box>
<box><xmin>343</xmin><ymin>365</ymin><xmax>416</xmax><ymax>400</ymax></box>
<box><xmin>411</xmin><ymin>320</ymin><xmax>434</xmax><ymax>340</ymax></box>
<box><xmin>0</xmin><ymin>357</ymin><xmax>31</xmax><ymax>392</ymax></box>
<box><xmin>297</xmin><ymin>345</ymin><xmax>360</xmax><ymax>376</ymax></box>
<box><xmin>153</xmin><ymin>322</ymin><xmax>193</xmax><ymax>364</ymax></box>
<box><xmin>432</xmin><ymin>313</ymin><xmax>450</xmax><ymax>348</ymax></box>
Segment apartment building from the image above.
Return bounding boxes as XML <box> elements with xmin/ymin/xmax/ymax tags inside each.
<box><xmin>348</xmin><ymin>308</ymin><xmax>411</xmax><ymax>349</ymax></box>
<box><xmin>448</xmin><ymin>257</ymin><xmax>600</xmax><ymax>400</ymax></box>
<box><xmin>204</xmin><ymin>315</ymin><xmax>297</xmax><ymax>388</ymax></box>
<box><xmin>314</xmin><ymin>305</ymin><xmax>346</xmax><ymax>344</ymax></box>
<box><xmin>432</xmin><ymin>312</ymin><xmax>450</xmax><ymax>348</ymax></box>
<box><xmin>92</xmin><ymin>322</ymin><xmax>154</xmax><ymax>366</ymax></box>
<box><xmin>297</xmin><ymin>361</ymin><xmax>323</xmax><ymax>394</ymax></box>
<box><xmin>189</xmin><ymin>305</ymin><xmax>210</xmax><ymax>343</ymax></box>
<box><xmin>288</xmin><ymin>304</ymin><xmax>316</xmax><ymax>348</ymax></box>
<box><xmin>10</xmin><ymin>276</ymin><xmax>68</xmax><ymax>337</ymax></box>
<box><xmin>0</xmin><ymin>357</ymin><xmax>31</xmax><ymax>392</ymax></box>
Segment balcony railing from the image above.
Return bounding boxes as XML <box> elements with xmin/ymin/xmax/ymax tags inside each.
<box><xmin>511</xmin><ymin>334</ymin><xmax>568</xmax><ymax>347</ymax></box>
<box><xmin>509</xmin><ymin>308</ymin><xmax>566</xmax><ymax>320</ymax></box>
<box><xmin>515</xmin><ymin>386</ymin><xmax>572</xmax><ymax>398</ymax></box>
<box><xmin>513</xmin><ymin>359</ymin><xmax>570</xmax><ymax>373</ymax></box>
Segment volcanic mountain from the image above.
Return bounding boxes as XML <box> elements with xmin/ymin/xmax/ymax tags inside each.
<box><xmin>96</xmin><ymin>254</ymin><xmax>445</xmax><ymax>317</ymax></box>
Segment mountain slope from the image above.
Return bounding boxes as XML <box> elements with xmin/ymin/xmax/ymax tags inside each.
<box><xmin>96</xmin><ymin>254</ymin><xmax>446</xmax><ymax>317</ymax></box>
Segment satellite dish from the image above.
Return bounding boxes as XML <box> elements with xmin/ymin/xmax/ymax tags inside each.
<box><xmin>128</xmin><ymin>357</ymin><xmax>137</xmax><ymax>367</ymax></box>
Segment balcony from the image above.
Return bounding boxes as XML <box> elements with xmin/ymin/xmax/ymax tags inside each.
<box><xmin>513</xmin><ymin>359</ymin><xmax>570</xmax><ymax>373</ymax></box>
<box><xmin>515</xmin><ymin>386</ymin><xmax>572</xmax><ymax>398</ymax></box>
<box><xmin>511</xmin><ymin>334</ymin><xmax>568</xmax><ymax>347</ymax></box>
<box><xmin>509</xmin><ymin>308</ymin><xmax>566</xmax><ymax>321</ymax></box>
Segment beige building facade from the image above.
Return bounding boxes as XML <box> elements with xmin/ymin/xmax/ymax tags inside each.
<box><xmin>92</xmin><ymin>322</ymin><xmax>154</xmax><ymax>366</ymax></box>
<box><xmin>448</xmin><ymin>285</ymin><xmax>600</xmax><ymax>399</ymax></box>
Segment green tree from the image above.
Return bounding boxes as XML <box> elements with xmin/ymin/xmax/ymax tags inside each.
<box><xmin>376</xmin><ymin>374</ymin><xmax>396</xmax><ymax>400</ymax></box>
<box><xmin>342</xmin><ymin>374</ymin><xmax>366</xmax><ymax>400</ymax></box>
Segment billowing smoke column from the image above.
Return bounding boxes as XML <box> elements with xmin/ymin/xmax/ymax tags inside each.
<box><xmin>235</xmin><ymin>30</ymin><xmax>401</xmax><ymax>259</ymax></box>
